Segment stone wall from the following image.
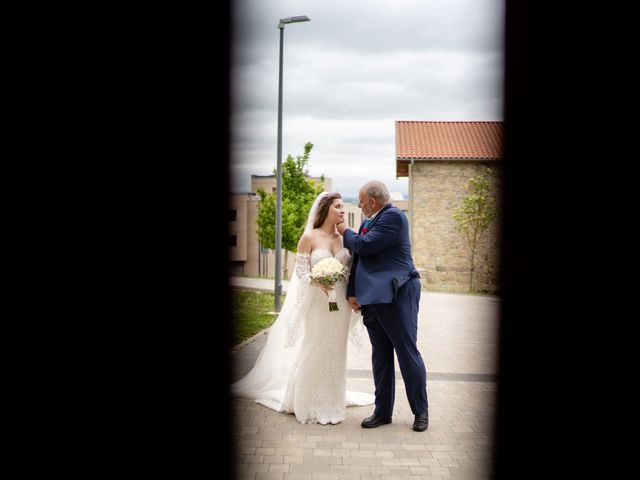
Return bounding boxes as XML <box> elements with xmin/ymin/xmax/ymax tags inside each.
<box><xmin>411</xmin><ymin>161</ymin><xmax>501</xmax><ymax>293</ymax></box>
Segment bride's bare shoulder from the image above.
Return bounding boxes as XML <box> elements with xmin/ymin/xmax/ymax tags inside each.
<box><xmin>297</xmin><ymin>231</ymin><xmax>314</xmax><ymax>254</ymax></box>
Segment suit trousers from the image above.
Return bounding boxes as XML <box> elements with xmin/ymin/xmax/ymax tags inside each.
<box><xmin>362</xmin><ymin>277</ymin><xmax>428</xmax><ymax>417</ymax></box>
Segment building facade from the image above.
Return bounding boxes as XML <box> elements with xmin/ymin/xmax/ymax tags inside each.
<box><xmin>397</xmin><ymin>121</ymin><xmax>503</xmax><ymax>293</ymax></box>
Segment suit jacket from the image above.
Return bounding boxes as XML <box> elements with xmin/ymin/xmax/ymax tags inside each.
<box><xmin>344</xmin><ymin>203</ymin><xmax>419</xmax><ymax>305</ymax></box>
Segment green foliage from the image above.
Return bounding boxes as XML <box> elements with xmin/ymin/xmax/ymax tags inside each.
<box><xmin>256</xmin><ymin>142</ymin><xmax>324</xmax><ymax>252</ymax></box>
<box><xmin>256</xmin><ymin>193</ymin><xmax>276</xmax><ymax>248</ymax></box>
<box><xmin>453</xmin><ymin>166</ymin><xmax>498</xmax><ymax>292</ymax></box>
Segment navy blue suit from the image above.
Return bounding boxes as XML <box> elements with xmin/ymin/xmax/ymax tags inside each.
<box><xmin>343</xmin><ymin>203</ymin><xmax>428</xmax><ymax>417</ymax></box>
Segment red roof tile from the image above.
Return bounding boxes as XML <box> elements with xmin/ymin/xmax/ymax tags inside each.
<box><xmin>396</xmin><ymin>121</ymin><xmax>503</xmax><ymax>177</ymax></box>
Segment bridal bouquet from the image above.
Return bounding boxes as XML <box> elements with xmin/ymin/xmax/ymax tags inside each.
<box><xmin>310</xmin><ymin>257</ymin><xmax>348</xmax><ymax>311</ymax></box>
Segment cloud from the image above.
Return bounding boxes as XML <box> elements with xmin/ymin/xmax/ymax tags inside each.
<box><xmin>230</xmin><ymin>0</ymin><xmax>505</xmax><ymax>196</ymax></box>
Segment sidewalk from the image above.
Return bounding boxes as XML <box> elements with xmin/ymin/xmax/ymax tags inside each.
<box><xmin>230</xmin><ymin>276</ymin><xmax>290</xmax><ymax>294</ymax></box>
<box><xmin>230</xmin><ymin>277</ymin><xmax>500</xmax><ymax>479</ymax></box>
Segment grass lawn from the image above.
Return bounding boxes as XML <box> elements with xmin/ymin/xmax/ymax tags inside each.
<box><xmin>232</xmin><ymin>289</ymin><xmax>285</xmax><ymax>347</ymax></box>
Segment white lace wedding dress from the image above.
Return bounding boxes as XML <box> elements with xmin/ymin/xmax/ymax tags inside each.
<box><xmin>232</xmin><ymin>247</ymin><xmax>374</xmax><ymax>425</ymax></box>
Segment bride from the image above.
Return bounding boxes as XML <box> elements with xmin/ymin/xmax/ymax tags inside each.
<box><xmin>232</xmin><ymin>191</ymin><xmax>374</xmax><ymax>424</ymax></box>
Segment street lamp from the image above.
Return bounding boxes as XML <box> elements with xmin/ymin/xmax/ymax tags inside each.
<box><xmin>274</xmin><ymin>14</ymin><xmax>310</xmax><ymax>312</ymax></box>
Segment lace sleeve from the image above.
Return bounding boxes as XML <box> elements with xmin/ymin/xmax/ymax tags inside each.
<box><xmin>334</xmin><ymin>249</ymin><xmax>352</xmax><ymax>281</ymax></box>
<box><xmin>295</xmin><ymin>253</ymin><xmax>312</xmax><ymax>284</ymax></box>
<box><xmin>344</xmin><ymin>254</ymin><xmax>352</xmax><ymax>279</ymax></box>
<box><xmin>282</xmin><ymin>254</ymin><xmax>313</xmax><ymax>348</ymax></box>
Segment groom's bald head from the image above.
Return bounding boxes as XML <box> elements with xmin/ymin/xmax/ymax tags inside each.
<box><xmin>361</xmin><ymin>181</ymin><xmax>390</xmax><ymax>205</ymax></box>
<box><xmin>358</xmin><ymin>181</ymin><xmax>390</xmax><ymax>217</ymax></box>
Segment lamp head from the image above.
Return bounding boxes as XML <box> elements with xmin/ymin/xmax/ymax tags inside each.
<box><xmin>278</xmin><ymin>15</ymin><xmax>310</xmax><ymax>28</ymax></box>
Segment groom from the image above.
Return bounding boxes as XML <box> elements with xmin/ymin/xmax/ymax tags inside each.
<box><xmin>337</xmin><ymin>180</ymin><xmax>429</xmax><ymax>432</ymax></box>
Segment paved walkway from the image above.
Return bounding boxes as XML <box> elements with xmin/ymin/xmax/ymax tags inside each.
<box><xmin>230</xmin><ymin>277</ymin><xmax>500</xmax><ymax>479</ymax></box>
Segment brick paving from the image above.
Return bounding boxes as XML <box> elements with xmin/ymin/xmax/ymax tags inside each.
<box><xmin>231</xmin><ymin>278</ymin><xmax>499</xmax><ymax>479</ymax></box>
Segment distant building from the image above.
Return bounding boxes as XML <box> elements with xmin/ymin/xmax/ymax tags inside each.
<box><xmin>389</xmin><ymin>192</ymin><xmax>408</xmax><ymax>214</ymax></box>
<box><xmin>250</xmin><ymin>174</ymin><xmax>331</xmax><ymax>197</ymax></box>
<box><xmin>396</xmin><ymin>121</ymin><xmax>502</xmax><ymax>293</ymax></box>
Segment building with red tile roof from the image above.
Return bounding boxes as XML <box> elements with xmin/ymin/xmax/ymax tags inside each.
<box><xmin>396</xmin><ymin>121</ymin><xmax>502</xmax><ymax>293</ymax></box>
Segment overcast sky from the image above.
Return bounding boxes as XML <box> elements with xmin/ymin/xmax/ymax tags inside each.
<box><xmin>230</xmin><ymin>0</ymin><xmax>504</xmax><ymax>198</ymax></box>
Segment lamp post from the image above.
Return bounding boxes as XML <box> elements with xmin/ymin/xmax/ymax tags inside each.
<box><xmin>275</xmin><ymin>15</ymin><xmax>310</xmax><ymax>312</ymax></box>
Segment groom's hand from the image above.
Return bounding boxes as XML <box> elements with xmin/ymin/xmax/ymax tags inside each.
<box><xmin>348</xmin><ymin>296</ymin><xmax>361</xmax><ymax>313</ymax></box>
<box><xmin>336</xmin><ymin>221</ymin><xmax>348</xmax><ymax>235</ymax></box>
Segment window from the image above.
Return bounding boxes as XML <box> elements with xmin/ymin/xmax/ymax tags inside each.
<box><xmin>229</xmin><ymin>209</ymin><xmax>237</xmax><ymax>221</ymax></box>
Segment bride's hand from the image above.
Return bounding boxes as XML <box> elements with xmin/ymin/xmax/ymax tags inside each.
<box><xmin>320</xmin><ymin>285</ymin><xmax>334</xmax><ymax>297</ymax></box>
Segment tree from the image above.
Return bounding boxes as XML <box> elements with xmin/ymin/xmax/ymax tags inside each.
<box><xmin>256</xmin><ymin>142</ymin><xmax>324</xmax><ymax>279</ymax></box>
<box><xmin>453</xmin><ymin>166</ymin><xmax>498</xmax><ymax>293</ymax></box>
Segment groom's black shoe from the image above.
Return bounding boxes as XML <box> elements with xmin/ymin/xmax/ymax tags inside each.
<box><xmin>412</xmin><ymin>412</ymin><xmax>429</xmax><ymax>432</ymax></box>
<box><xmin>361</xmin><ymin>414</ymin><xmax>392</xmax><ymax>428</ymax></box>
